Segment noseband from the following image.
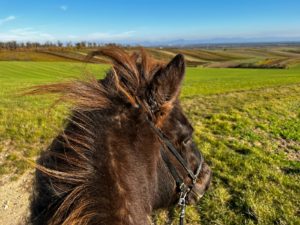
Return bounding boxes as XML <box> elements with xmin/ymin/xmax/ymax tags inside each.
<box><xmin>147</xmin><ymin>118</ymin><xmax>204</xmax><ymax>225</ymax></box>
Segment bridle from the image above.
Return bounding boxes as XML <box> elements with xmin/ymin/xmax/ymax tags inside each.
<box><xmin>135</xmin><ymin>94</ymin><xmax>204</xmax><ymax>224</ymax></box>
<box><xmin>146</xmin><ymin>118</ymin><xmax>204</xmax><ymax>225</ymax></box>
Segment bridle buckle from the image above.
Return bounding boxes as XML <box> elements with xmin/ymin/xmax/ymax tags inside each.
<box><xmin>178</xmin><ymin>186</ymin><xmax>189</xmax><ymax>225</ymax></box>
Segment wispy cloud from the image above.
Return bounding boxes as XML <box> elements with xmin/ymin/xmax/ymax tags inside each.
<box><xmin>85</xmin><ymin>31</ymin><xmax>136</xmax><ymax>41</ymax></box>
<box><xmin>67</xmin><ymin>35</ymin><xmax>78</xmax><ymax>39</ymax></box>
<box><xmin>0</xmin><ymin>29</ymin><xmax>137</xmax><ymax>42</ymax></box>
<box><xmin>0</xmin><ymin>27</ymin><xmax>55</xmax><ymax>42</ymax></box>
<box><xmin>0</xmin><ymin>15</ymin><xmax>16</xmax><ymax>25</ymax></box>
<box><xmin>60</xmin><ymin>5</ymin><xmax>68</xmax><ymax>11</ymax></box>
<box><xmin>64</xmin><ymin>31</ymin><xmax>137</xmax><ymax>42</ymax></box>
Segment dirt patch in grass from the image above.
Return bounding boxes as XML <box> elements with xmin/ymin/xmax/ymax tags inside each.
<box><xmin>0</xmin><ymin>171</ymin><xmax>33</xmax><ymax>225</ymax></box>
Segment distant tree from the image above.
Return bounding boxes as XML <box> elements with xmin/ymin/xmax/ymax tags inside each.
<box><xmin>8</xmin><ymin>41</ymin><xmax>17</xmax><ymax>50</ymax></box>
<box><xmin>75</xmin><ymin>42</ymin><xmax>81</xmax><ymax>49</ymax></box>
<box><xmin>106</xmin><ymin>43</ymin><xmax>120</xmax><ymax>47</ymax></box>
<box><xmin>66</xmin><ymin>42</ymin><xmax>73</xmax><ymax>48</ymax></box>
<box><xmin>81</xmin><ymin>41</ymin><xmax>86</xmax><ymax>48</ymax></box>
<box><xmin>57</xmin><ymin>41</ymin><xmax>63</xmax><ymax>48</ymax></box>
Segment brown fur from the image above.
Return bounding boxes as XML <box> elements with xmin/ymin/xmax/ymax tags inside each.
<box><xmin>29</xmin><ymin>47</ymin><xmax>211</xmax><ymax>225</ymax></box>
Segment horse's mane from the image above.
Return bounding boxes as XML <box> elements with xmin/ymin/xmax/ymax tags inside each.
<box><xmin>29</xmin><ymin>47</ymin><xmax>166</xmax><ymax>225</ymax></box>
<box><xmin>27</xmin><ymin>47</ymin><xmax>163</xmax><ymax>111</ymax></box>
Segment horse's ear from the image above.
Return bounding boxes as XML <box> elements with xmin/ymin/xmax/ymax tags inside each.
<box><xmin>150</xmin><ymin>54</ymin><xmax>185</xmax><ymax>104</ymax></box>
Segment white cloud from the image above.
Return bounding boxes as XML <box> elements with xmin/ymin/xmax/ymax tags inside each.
<box><xmin>84</xmin><ymin>31</ymin><xmax>136</xmax><ymax>41</ymax></box>
<box><xmin>0</xmin><ymin>28</ymin><xmax>138</xmax><ymax>42</ymax></box>
<box><xmin>0</xmin><ymin>15</ymin><xmax>16</xmax><ymax>25</ymax></box>
<box><xmin>0</xmin><ymin>27</ymin><xmax>55</xmax><ymax>42</ymax></box>
<box><xmin>67</xmin><ymin>35</ymin><xmax>78</xmax><ymax>39</ymax></box>
<box><xmin>63</xmin><ymin>31</ymin><xmax>137</xmax><ymax>42</ymax></box>
<box><xmin>60</xmin><ymin>5</ymin><xmax>68</xmax><ymax>11</ymax></box>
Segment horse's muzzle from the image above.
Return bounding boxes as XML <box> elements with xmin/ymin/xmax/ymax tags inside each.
<box><xmin>187</xmin><ymin>162</ymin><xmax>212</xmax><ymax>204</ymax></box>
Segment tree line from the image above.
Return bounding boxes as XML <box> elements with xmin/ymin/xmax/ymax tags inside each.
<box><xmin>0</xmin><ymin>41</ymin><xmax>123</xmax><ymax>50</ymax></box>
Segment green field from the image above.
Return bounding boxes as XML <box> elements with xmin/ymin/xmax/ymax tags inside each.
<box><xmin>0</xmin><ymin>61</ymin><xmax>300</xmax><ymax>224</ymax></box>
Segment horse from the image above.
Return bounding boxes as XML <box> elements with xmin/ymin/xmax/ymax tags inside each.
<box><xmin>29</xmin><ymin>47</ymin><xmax>212</xmax><ymax>225</ymax></box>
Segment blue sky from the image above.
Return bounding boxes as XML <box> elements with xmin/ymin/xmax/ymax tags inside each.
<box><xmin>0</xmin><ymin>0</ymin><xmax>300</xmax><ymax>43</ymax></box>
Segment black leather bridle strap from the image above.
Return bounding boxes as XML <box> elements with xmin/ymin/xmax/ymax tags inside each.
<box><xmin>147</xmin><ymin>118</ymin><xmax>197</xmax><ymax>181</ymax></box>
<box><xmin>146</xmin><ymin>117</ymin><xmax>204</xmax><ymax>225</ymax></box>
<box><xmin>160</xmin><ymin>148</ymin><xmax>184</xmax><ymax>188</ymax></box>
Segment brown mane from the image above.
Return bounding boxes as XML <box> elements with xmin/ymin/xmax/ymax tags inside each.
<box><xmin>29</xmin><ymin>48</ymin><xmax>165</xmax><ymax>225</ymax></box>
<box><xmin>28</xmin><ymin>47</ymin><xmax>163</xmax><ymax>111</ymax></box>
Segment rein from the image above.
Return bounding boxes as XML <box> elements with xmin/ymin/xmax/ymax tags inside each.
<box><xmin>146</xmin><ymin>118</ymin><xmax>204</xmax><ymax>225</ymax></box>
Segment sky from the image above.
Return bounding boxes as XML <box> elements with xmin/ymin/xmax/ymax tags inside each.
<box><xmin>0</xmin><ymin>0</ymin><xmax>300</xmax><ymax>44</ymax></box>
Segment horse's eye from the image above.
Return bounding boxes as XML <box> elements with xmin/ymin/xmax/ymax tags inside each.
<box><xmin>182</xmin><ymin>136</ymin><xmax>192</xmax><ymax>146</ymax></box>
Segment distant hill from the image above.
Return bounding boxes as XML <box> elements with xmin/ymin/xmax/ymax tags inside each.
<box><xmin>1</xmin><ymin>45</ymin><xmax>300</xmax><ymax>68</ymax></box>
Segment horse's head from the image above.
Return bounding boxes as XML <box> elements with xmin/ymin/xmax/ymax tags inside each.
<box><xmin>96</xmin><ymin>48</ymin><xmax>212</xmax><ymax>208</ymax></box>
<box><xmin>138</xmin><ymin>53</ymin><xmax>212</xmax><ymax>207</ymax></box>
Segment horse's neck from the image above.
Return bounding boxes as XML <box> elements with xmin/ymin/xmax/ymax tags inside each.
<box><xmin>84</xmin><ymin>113</ymin><xmax>164</xmax><ymax>224</ymax></box>
<box><xmin>94</xmin><ymin>137</ymin><xmax>154</xmax><ymax>225</ymax></box>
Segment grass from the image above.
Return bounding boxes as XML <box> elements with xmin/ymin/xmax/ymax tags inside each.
<box><xmin>179</xmin><ymin>85</ymin><xmax>300</xmax><ymax>225</ymax></box>
<box><xmin>0</xmin><ymin>62</ymin><xmax>109</xmax><ymax>177</ymax></box>
<box><xmin>156</xmin><ymin>83</ymin><xmax>300</xmax><ymax>225</ymax></box>
<box><xmin>0</xmin><ymin>61</ymin><xmax>299</xmax><ymax>224</ymax></box>
<box><xmin>182</xmin><ymin>67</ymin><xmax>300</xmax><ymax>97</ymax></box>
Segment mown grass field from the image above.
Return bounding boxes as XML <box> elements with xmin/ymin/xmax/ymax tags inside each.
<box><xmin>0</xmin><ymin>60</ymin><xmax>299</xmax><ymax>224</ymax></box>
